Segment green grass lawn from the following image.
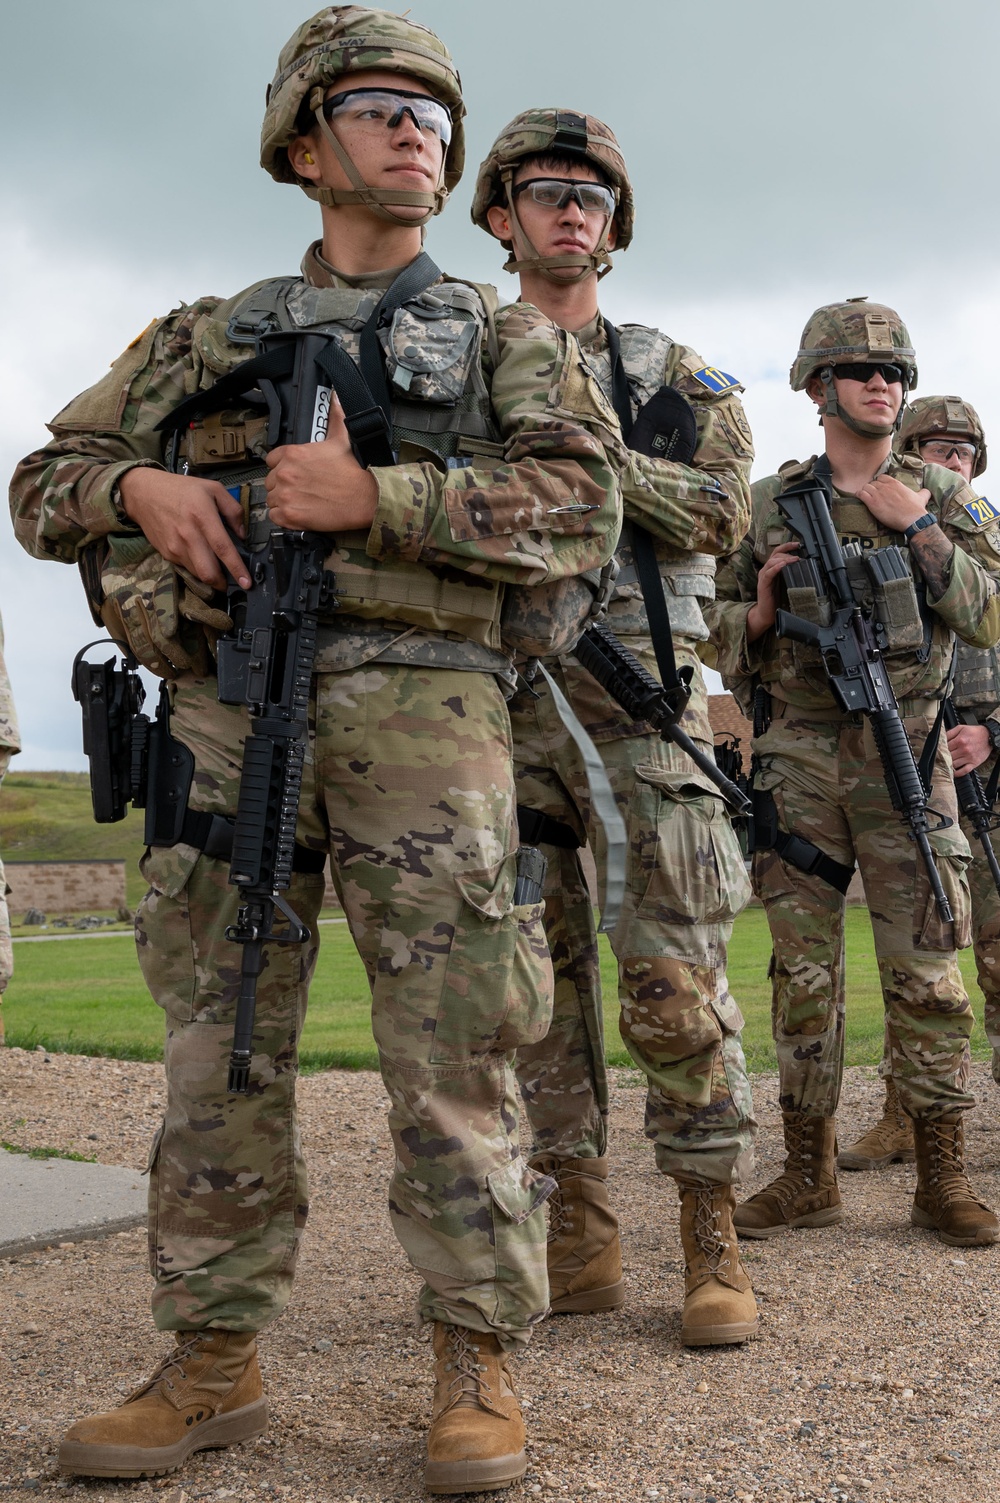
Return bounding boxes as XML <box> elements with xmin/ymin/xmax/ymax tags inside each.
<box><xmin>3</xmin><ymin>907</ymin><xmax>992</xmax><ymax>1074</ymax></box>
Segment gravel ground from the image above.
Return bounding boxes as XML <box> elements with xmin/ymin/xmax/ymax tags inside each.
<box><xmin>1</xmin><ymin>1047</ymin><xmax>999</xmax><ymax>1503</ymax></box>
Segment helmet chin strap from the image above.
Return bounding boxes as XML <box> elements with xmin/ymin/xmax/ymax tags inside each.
<box><xmin>305</xmin><ymin>87</ymin><xmax>448</xmax><ymax>226</ymax></box>
<box><xmin>498</xmin><ymin>165</ymin><xmax>615</xmax><ymax>283</ymax></box>
<box><xmin>818</xmin><ymin>365</ymin><xmax>907</xmax><ymax>438</ymax></box>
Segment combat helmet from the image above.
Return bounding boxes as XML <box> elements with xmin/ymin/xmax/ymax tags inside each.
<box><xmin>261</xmin><ymin>5</ymin><xmax>465</xmax><ymax>224</ymax></box>
<box><xmin>897</xmin><ymin>395</ymin><xmax>987</xmax><ymax>478</ymax></box>
<box><xmin>471</xmin><ymin>108</ymin><xmax>633</xmax><ymax>280</ymax></box>
<box><xmin>790</xmin><ymin>297</ymin><xmax>918</xmax><ymax>437</ymax></box>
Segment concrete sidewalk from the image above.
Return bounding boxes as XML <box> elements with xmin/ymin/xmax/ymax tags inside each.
<box><xmin>0</xmin><ymin>1146</ymin><xmax>146</xmax><ymax>1258</ymax></box>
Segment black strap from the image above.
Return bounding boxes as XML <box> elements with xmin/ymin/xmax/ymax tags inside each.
<box><xmin>986</xmin><ymin>749</ymin><xmax>1000</xmax><ymax>809</ymax></box>
<box><xmin>516</xmin><ymin>804</ymin><xmax>583</xmax><ymax>850</ymax></box>
<box><xmin>603</xmin><ymin>319</ymin><xmax>686</xmax><ymax>705</ymax></box>
<box><xmin>154</xmin><ymin>345</ymin><xmax>294</xmax><ymax>435</ymax></box>
<box><xmin>772</xmin><ymin>828</ymin><xmax>856</xmax><ymax>895</ymax></box>
<box><xmin>160</xmin><ymin>808</ymin><xmax>327</xmax><ymax>874</ymax></box>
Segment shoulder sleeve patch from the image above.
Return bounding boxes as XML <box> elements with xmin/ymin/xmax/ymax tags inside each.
<box><xmin>690</xmin><ymin>365</ymin><xmax>740</xmax><ymax>394</ymax></box>
<box><xmin>963</xmin><ymin>495</ymin><xmax>1000</xmax><ymax>526</ymax></box>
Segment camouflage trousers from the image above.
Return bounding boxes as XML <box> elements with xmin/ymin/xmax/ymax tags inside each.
<box><xmin>752</xmin><ymin>709</ymin><xmax>975</xmax><ymax>1121</ymax></box>
<box><xmin>510</xmin><ymin>656</ymin><xmax>756</xmax><ymax>1185</ymax></box>
<box><xmin>137</xmin><ymin>666</ymin><xmax>554</xmax><ymax>1347</ymax></box>
<box><xmin>877</xmin><ymin>746</ymin><xmax>1000</xmax><ymax>1087</ymax></box>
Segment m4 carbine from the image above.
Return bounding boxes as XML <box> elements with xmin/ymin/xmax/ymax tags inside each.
<box><xmin>773</xmin><ymin>470</ymin><xmax>954</xmax><ymax>922</ymax></box>
<box><xmin>941</xmin><ymin>699</ymin><xmax>1000</xmax><ymax>899</ymax></box>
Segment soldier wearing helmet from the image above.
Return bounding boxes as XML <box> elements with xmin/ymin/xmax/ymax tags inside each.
<box><xmin>9</xmin><ymin>10</ymin><xmax>625</xmax><ymax>1492</ymax></box>
<box><xmin>841</xmin><ymin>395</ymin><xmax>1000</xmax><ymax>1172</ymax></box>
<box><xmin>706</xmin><ymin>301</ymin><xmax>1000</xmax><ymax>1250</ymax></box>
<box><xmin>474</xmin><ymin>109</ymin><xmax>761</xmax><ymax>1348</ymax></box>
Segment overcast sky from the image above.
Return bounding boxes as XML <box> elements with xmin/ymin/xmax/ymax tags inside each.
<box><xmin>3</xmin><ymin>0</ymin><xmax>999</xmax><ymax>766</ymax></box>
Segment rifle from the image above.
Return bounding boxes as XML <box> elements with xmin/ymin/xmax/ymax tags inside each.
<box><xmin>772</xmin><ymin>467</ymin><xmax>953</xmax><ymax>922</ymax></box>
<box><xmin>574</xmin><ymin>622</ymin><xmax>750</xmax><ymax>814</ymax></box>
<box><xmin>941</xmin><ymin>699</ymin><xmax>1000</xmax><ymax>899</ymax></box>
<box><xmin>206</xmin><ymin>335</ymin><xmax>338</xmax><ymax>1094</ymax></box>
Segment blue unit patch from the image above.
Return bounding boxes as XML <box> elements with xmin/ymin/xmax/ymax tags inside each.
<box><xmin>226</xmin><ymin>485</ymin><xmax>241</xmax><ymax>501</ymax></box>
<box><xmin>691</xmin><ymin>365</ymin><xmax>740</xmax><ymax>395</ymax></box>
<box><xmin>963</xmin><ymin>495</ymin><xmax>1000</xmax><ymax>526</ymax></box>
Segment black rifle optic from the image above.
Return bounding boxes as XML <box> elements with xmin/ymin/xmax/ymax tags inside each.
<box><xmin>773</xmin><ymin>466</ymin><xmax>953</xmax><ymax>922</ymax></box>
<box><xmin>941</xmin><ymin>699</ymin><xmax>1000</xmax><ymax>899</ymax></box>
<box><xmin>574</xmin><ymin>327</ymin><xmax>750</xmax><ymax>816</ymax></box>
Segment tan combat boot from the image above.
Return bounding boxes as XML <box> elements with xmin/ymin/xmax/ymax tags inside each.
<box><xmin>677</xmin><ymin>1180</ymin><xmax>759</xmax><ymax>1346</ymax></box>
<box><xmin>734</xmin><ymin>1113</ymin><xmax>844</xmax><ymax>1238</ymax></box>
<box><xmin>838</xmin><ymin>1077</ymin><xmax>915</xmax><ymax>1170</ymax></box>
<box><xmin>530</xmin><ymin>1154</ymin><xmax>625</xmax><ymax>1314</ymax></box>
<box><xmin>58</xmin><ymin>1330</ymin><xmax>266</xmax><ymax>1478</ymax></box>
<box><xmin>425</xmin><ymin>1323</ymin><xmax>527</xmax><ymax>1494</ymax></box>
<box><xmin>911</xmin><ymin>1112</ymin><xmax>1000</xmax><ymax>1247</ymax></box>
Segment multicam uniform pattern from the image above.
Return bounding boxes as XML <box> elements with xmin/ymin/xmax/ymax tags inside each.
<box><xmin>705</xmin><ymin>453</ymin><xmax>1000</xmax><ymax>1121</ymax></box>
<box><xmin>0</xmin><ymin>611</ymin><xmax>20</xmax><ymax>1034</ymax></box>
<box><xmin>949</xmin><ymin>637</ymin><xmax>1000</xmax><ymax>1083</ymax></box>
<box><xmin>9</xmin><ymin>251</ymin><xmax>623</xmax><ymax>1347</ymax></box>
<box><xmin>511</xmin><ymin>316</ymin><xmax>758</xmax><ymax>1185</ymax></box>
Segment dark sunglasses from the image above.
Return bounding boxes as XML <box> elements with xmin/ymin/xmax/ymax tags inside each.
<box><xmin>829</xmin><ymin>363</ymin><xmax>906</xmax><ymax>385</ymax></box>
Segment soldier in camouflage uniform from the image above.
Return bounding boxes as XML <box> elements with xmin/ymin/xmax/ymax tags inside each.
<box><xmin>9</xmin><ymin>10</ymin><xmax>623</xmax><ymax>1493</ymax></box>
<box><xmin>473</xmin><ymin>111</ymin><xmax>760</xmax><ymax>1346</ymax></box>
<box><xmin>841</xmin><ymin>396</ymin><xmax>1000</xmax><ymax>1169</ymax></box>
<box><xmin>0</xmin><ymin>611</ymin><xmax>20</xmax><ymax>1041</ymax></box>
<box><xmin>706</xmin><ymin>301</ymin><xmax>1000</xmax><ymax>1250</ymax></box>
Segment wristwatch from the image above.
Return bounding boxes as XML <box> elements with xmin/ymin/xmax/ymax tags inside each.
<box><xmin>985</xmin><ymin>718</ymin><xmax>1000</xmax><ymax>755</ymax></box>
<box><xmin>903</xmin><ymin>512</ymin><xmax>937</xmax><ymax>541</ymax></box>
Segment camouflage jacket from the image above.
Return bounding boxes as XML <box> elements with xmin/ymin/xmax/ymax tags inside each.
<box><xmin>705</xmin><ymin>452</ymin><xmax>1000</xmax><ymax>718</ymax></box>
<box><xmin>555</xmin><ymin>317</ymin><xmax>753</xmax><ymax>746</ymax></box>
<box><xmin>10</xmin><ymin>244</ymin><xmax>623</xmax><ymax>679</ymax></box>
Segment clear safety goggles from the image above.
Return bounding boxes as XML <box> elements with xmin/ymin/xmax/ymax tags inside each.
<box><xmin>321</xmin><ymin>88</ymin><xmax>452</xmax><ymax>146</ymax></box>
<box><xmin>918</xmin><ymin>438</ymin><xmax>979</xmax><ymax>464</ymax></box>
<box><xmin>511</xmin><ymin>177</ymin><xmax>617</xmax><ymax>217</ymax></box>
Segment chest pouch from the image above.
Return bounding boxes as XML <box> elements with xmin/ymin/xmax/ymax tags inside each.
<box><xmin>382</xmin><ymin>294</ymin><xmax>480</xmax><ymax>405</ymax></box>
<box><xmin>781</xmin><ymin>557</ymin><xmax>831</xmax><ymax>627</ymax></box>
<box><xmin>851</xmin><ymin>543</ymin><xmax>925</xmax><ymax>654</ymax></box>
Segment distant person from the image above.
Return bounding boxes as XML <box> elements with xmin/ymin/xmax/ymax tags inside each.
<box><xmin>705</xmin><ymin>301</ymin><xmax>1000</xmax><ymax>1248</ymax></box>
<box><xmin>840</xmin><ymin>396</ymin><xmax>1000</xmax><ymax>1172</ymax></box>
<box><xmin>473</xmin><ymin>110</ymin><xmax>760</xmax><ymax>1346</ymax></box>
<box><xmin>0</xmin><ymin>609</ymin><xmax>19</xmax><ymax>1041</ymax></box>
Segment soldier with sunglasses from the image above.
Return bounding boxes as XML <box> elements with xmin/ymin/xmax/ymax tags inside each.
<box><xmin>840</xmin><ymin>396</ymin><xmax>1000</xmax><ymax>1171</ymax></box>
<box><xmin>9</xmin><ymin>10</ymin><xmax>624</xmax><ymax>1493</ymax></box>
<box><xmin>706</xmin><ymin>302</ymin><xmax>1000</xmax><ymax>1249</ymax></box>
<box><xmin>473</xmin><ymin>111</ymin><xmax>761</xmax><ymax>1348</ymax></box>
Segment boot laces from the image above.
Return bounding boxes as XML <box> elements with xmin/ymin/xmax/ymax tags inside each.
<box><xmin>926</xmin><ymin>1120</ymin><xmax>987</xmax><ymax>1209</ymax></box>
<box><xmin>128</xmin><ymin>1334</ymin><xmax>204</xmax><ymax>1402</ymax></box>
<box><xmin>758</xmin><ymin>1116</ymin><xmax>818</xmax><ymax>1201</ymax></box>
<box><xmin>441</xmin><ymin>1327</ymin><xmax>494</xmax><ymax>1410</ymax></box>
<box><xmin>690</xmin><ymin>1189</ymin><xmax>732</xmax><ymax>1275</ymax></box>
<box><xmin>546</xmin><ymin>1177</ymin><xmax>572</xmax><ymax>1244</ymax></box>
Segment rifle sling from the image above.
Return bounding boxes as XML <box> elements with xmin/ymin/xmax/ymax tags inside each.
<box><xmin>603</xmin><ymin>318</ymin><xmax>684</xmax><ymax>698</ymax></box>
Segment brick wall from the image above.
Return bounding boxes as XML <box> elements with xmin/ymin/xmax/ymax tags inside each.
<box><xmin>5</xmin><ymin>860</ymin><xmax>127</xmax><ymax>916</ymax></box>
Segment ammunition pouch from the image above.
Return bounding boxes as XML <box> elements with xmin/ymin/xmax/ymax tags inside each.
<box><xmin>782</xmin><ymin>542</ymin><xmax>929</xmax><ymax>668</ymax></box>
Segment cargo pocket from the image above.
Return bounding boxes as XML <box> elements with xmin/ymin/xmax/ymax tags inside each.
<box><xmin>631</xmin><ymin>764</ymin><xmax>750</xmax><ymax>924</ymax></box>
<box><xmin>915</xmin><ymin>840</ymin><xmax>972</xmax><ymax>952</ymax></box>
<box><xmin>135</xmin><ymin>842</ymin><xmax>203</xmax><ymax>1022</ymax></box>
<box><xmin>429</xmin><ymin>854</ymin><xmax>553</xmax><ymax>1065</ymax></box>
